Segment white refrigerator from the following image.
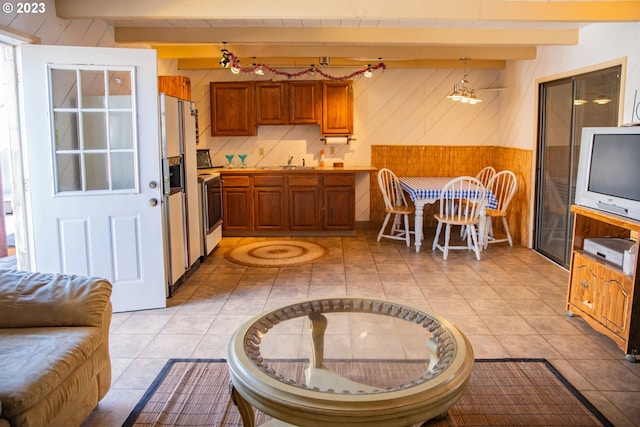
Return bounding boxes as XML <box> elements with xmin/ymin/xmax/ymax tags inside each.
<box><xmin>160</xmin><ymin>94</ymin><xmax>201</xmax><ymax>296</ymax></box>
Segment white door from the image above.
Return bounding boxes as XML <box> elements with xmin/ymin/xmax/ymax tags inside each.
<box><xmin>16</xmin><ymin>45</ymin><xmax>166</xmax><ymax>312</ymax></box>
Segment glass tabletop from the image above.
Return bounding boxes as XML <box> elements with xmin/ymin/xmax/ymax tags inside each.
<box><xmin>242</xmin><ymin>298</ymin><xmax>458</xmax><ymax>395</ymax></box>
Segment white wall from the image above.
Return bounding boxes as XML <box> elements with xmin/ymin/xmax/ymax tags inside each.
<box><xmin>499</xmin><ymin>22</ymin><xmax>640</xmax><ymax>151</ymax></box>
<box><xmin>0</xmin><ymin>0</ymin><xmax>115</xmax><ymax>46</ymax></box>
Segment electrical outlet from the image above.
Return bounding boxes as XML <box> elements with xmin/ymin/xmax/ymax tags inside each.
<box><xmin>329</xmin><ymin>146</ymin><xmax>335</xmax><ymax>155</ymax></box>
<box><xmin>259</xmin><ymin>147</ymin><xmax>264</xmax><ymax>156</ymax></box>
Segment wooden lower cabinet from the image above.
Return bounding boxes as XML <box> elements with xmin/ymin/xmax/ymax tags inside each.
<box><xmin>601</xmin><ymin>272</ymin><xmax>632</xmax><ymax>337</ymax></box>
<box><xmin>288</xmin><ymin>175</ymin><xmax>321</xmax><ymax>230</ymax></box>
<box><xmin>568</xmin><ymin>253</ymin><xmax>599</xmax><ymax>317</ymax></box>
<box><xmin>569</xmin><ymin>252</ymin><xmax>634</xmax><ymax>347</ymax></box>
<box><xmin>322</xmin><ymin>174</ymin><xmax>355</xmax><ymax>229</ymax></box>
<box><xmin>567</xmin><ymin>205</ymin><xmax>640</xmax><ymax>361</ymax></box>
<box><xmin>254</xmin><ymin>175</ymin><xmax>286</xmax><ymax>231</ymax></box>
<box><xmin>221</xmin><ymin>172</ymin><xmax>356</xmax><ymax>235</ymax></box>
<box><xmin>222</xmin><ymin>176</ymin><xmax>252</xmax><ymax>232</ymax></box>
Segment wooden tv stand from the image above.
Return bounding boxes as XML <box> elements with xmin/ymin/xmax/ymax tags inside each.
<box><xmin>567</xmin><ymin>205</ymin><xmax>640</xmax><ymax>362</ymax></box>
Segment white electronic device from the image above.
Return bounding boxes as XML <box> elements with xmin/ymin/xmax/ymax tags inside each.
<box><xmin>583</xmin><ymin>237</ymin><xmax>635</xmax><ymax>268</ymax></box>
<box><xmin>623</xmin><ymin>243</ymin><xmax>637</xmax><ymax>276</ymax></box>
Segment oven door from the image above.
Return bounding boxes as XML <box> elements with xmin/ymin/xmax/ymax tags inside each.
<box><xmin>201</xmin><ymin>174</ymin><xmax>222</xmax><ymax>256</ymax></box>
<box><xmin>204</xmin><ymin>175</ymin><xmax>222</xmax><ymax>232</ymax></box>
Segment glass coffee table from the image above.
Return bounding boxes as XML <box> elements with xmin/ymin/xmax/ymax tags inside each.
<box><xmin>227</xmin><ymin>297</ymin><xmax>474</xmax><ymax>427</ymax></box>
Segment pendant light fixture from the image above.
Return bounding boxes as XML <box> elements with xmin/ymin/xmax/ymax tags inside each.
<box><xmin>219</xmin><ymin>42</ymin><xmax>231</xmax><ymax>68</ymax></box>
<box><xmin>447</xmin><ymin>58</ymin><xmax>482</xmax><ymax>104</ymax></box>
<box><xmin>593</xmin><ymin>95</ymin><xmax>611</xmax><ymax>105</ymax></box>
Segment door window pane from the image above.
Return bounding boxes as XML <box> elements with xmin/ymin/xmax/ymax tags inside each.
<box><xmin>82</xmin><ymin>112</ymin><xmax>107</xmax><ymax>150</ymax></box>
<box><xmin>537</xmin><ymin>81</ymin><xmax>572</xmax><ymax>265</ymax></box>
<box><xmin>54</xmin><ymin>112</ymin><xmax>79</xmax><ymax>150</ymax></box>
<box><xmin>109</xmin><ymin>111</ymin><xmax>133</xmax><ymax>149</ymax></box>
<box><xmin>108</xmin><ymin>70</ymin><xmax>132</xmax><ymax>108</ymax></box>
<box><xmin>49</xmin><ymin>66</ymin><xmax>138</xmax><ymax>194</ymax></box>
<box><xmin>51</xmin><ymin>69</ymin><xmax>77</xmax><ymax>109</ymax></box>
<box><xmin>85</xmin><ymin>153</ymin><xmax>109</xmax><ymax>190</ymax></box>
<box><xmin>111</xmin><ymin>152</ymin><xmax>135</xmax><ymax>190</ymax></box>
<box><xmin>56</xmin><ymin>153</ymin><xmax>81</xmax><ymax>191</ymax></box>
<box><xmin>80</xmin><ymin>70</ymin><xmax>105</xmax><ymax>108</ymax></box>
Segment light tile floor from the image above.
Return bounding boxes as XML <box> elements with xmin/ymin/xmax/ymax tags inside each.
<box><xmin>82</xmin><ymin>230</ymin><xmax>640</xmax><ymax>427</ymax></box>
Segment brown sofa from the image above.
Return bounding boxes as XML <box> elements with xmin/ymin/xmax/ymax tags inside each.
<box><xmin>0</xmin><ymin>269</ymin><xmax>112</xmax><ymax>427</ymax></box>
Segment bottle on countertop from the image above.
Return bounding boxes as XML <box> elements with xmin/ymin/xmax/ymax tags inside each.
<box><xmin>319</xmin><ymin>149</ymin><xmax>325</xmax><ymax>167</ymax></box>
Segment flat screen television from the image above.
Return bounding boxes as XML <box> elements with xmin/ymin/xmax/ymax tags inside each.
<box><xmin>575</xmin><ymin>126</ymin><xmax>640</xmax><ymax>221</ymax></box>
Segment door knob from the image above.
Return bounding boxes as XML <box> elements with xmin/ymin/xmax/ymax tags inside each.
<box><xmin>149</xmin><ymin>198</ymin><xmax>158</xmax><ymax>207</ymax></box>
<box><xmin>149</xmin><ymin>181</ymin><xmax>158</xmax><ymax>189</ymax></box>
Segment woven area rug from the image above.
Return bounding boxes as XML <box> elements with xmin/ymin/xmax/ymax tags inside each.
<box><xmin>122</xmin><ymin>358</ymin><xmax>612</xmax><ymax>427</ymax></box>
<box><xmin>224</xmin><ymin>240</ymin><xmax>328</xmax><ymax>267</ymax></box>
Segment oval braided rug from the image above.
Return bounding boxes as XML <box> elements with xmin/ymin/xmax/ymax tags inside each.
<box><xmin>225</xmin><ymin>240</ymin><xmax>329</xmax><ymax>267</ymax></box>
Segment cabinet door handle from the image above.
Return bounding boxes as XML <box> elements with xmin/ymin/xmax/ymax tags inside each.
<box><xmin>580</xmin><ymin>279</ymin><xmax>589</xmax><ymax>288</ymax></box>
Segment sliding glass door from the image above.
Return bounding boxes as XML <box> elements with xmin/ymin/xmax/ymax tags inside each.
<box><xmin>535</xmin><ymin>66</ymin><xmax>620</xmax><ymax>268</ymax></box>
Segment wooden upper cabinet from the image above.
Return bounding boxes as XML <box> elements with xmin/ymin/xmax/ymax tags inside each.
<box><xmin>255</xmin><ymin>82</ymin><xmax>289</xmax><ymax>125</ymax></box>
<box><xmin>210</xmin><ymin>82</ymin><xmax>256</xmax><ymax>136</ymax></box>
<box><xmin>209</xmin><ymin>80</ymin><xmax>354</xmax><ymax>135</ymax></box>
<box><xmin>289</xmin><ymin>81</ymin><xmax>321</xmax><ymax>124</ymax></box>
<box><xmin>158</xmin><ymin>76</ymin><xmax>191</xmax><ymax>101</ymax></box>
<box><xmin>322</xmin><ymin>81</ymin><xmax>353</xmax><ymax>135</ymax></box>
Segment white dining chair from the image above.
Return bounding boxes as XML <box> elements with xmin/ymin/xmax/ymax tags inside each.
<box><xmin>476</xmin><ymin>166</ymin><xmax>496</xmax><ymax>187</ymax></box>
<box><xmin>460</xmin><ymin>166</ymin><xmax>495</xmax><ymax>238</ymax></box>
<box><xmin>377</xmin><ymin>168</ymin><xmax>415</xmax><ymax>246</ymax></box>
<box><xmin>432</xmin><ymin>176</ymin><xmax>486</xmax><ymax>260</ymax></box>
<box><xmin>484</xmin><ymin>170</ymin><xmax>517</xmax><ymax>248</ymax></box>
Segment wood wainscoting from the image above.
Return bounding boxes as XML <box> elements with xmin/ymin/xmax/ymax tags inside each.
<box><xmin>370</xmin><ymin>145</ymin><xmax>532</xmax><ymax>247</ymax></box>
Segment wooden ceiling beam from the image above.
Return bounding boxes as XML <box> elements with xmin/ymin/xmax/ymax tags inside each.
<box><xmin>56</xmin><ymin>0</ymin><xmax>640</xmax><ymax>22</ymax></box>
<box><xmin>154</xmin><ymin>44</ymin><xmax>536</xmax><ymax>61</ymax></box>
<box><xmin>176</xmin><ymin>57</ymin><xmax>506</xmax><ymax>70</ymax></box>
<box><xmin>117</xmin><ymin>26</ymin><xmax>578</xmax><ymax>46</ymax></box>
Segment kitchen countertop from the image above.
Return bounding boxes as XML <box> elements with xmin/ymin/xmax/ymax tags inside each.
<box><xmin>199</xmin><ymin>166</ymin><xmax>377</xmax><ymax>174</ymax></box>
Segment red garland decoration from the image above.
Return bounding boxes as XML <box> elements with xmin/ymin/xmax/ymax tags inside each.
<box><xmin>228</xmin><ymin>52</ymin><xmax>386</xmax><ymax>80</ymax></box>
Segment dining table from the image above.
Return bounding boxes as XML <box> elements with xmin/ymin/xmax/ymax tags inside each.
<box><xmin>399</xmin><ymin>176</ymin><xmax>498</xmax><ymax>253</ymax></box>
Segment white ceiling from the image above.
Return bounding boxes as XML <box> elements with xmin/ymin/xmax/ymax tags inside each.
<box><xmin>54</xmin><ymin>0</ymin><xmax>640</xmax><ymax>70</ymax></box>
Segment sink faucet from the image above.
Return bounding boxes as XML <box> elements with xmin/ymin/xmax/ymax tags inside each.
<box><xmin>287</xmin><ymin>156</ymin><xmax>294</xmax><ymax>167</ymax></box>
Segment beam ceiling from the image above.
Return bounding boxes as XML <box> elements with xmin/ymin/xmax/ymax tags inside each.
<box><xmin>54</xmin><ymin>0</ymin><xmax>640</xmax><ymax>69</ymax></box>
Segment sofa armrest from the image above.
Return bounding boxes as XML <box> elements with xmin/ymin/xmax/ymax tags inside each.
<box><xmin>0</xmin><ymin>269</ymin><xmax>112</xmax><ymax>328</ymax></box>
